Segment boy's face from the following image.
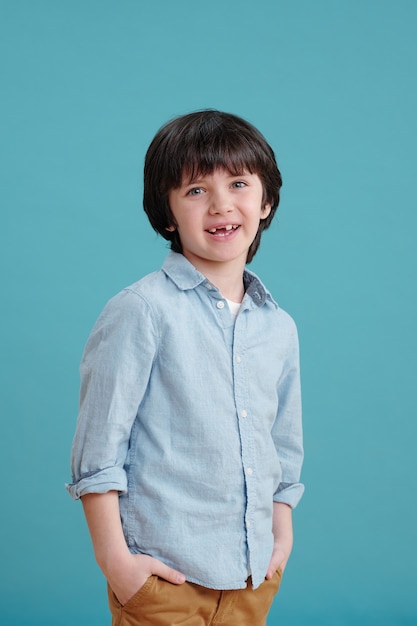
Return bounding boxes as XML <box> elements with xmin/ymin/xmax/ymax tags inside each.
<box><xmin>167</xmin><ymin>169</ymin><xmax>271</xmax><ymax>275</ymax></box>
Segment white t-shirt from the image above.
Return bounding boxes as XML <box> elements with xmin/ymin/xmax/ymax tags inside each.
<box><xmin>226</xmin><ymin>298</ymin><xmax>241</xmax><ymax>319</ymax></box>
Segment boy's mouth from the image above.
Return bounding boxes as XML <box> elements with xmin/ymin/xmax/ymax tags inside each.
<box><xmin>206</xmin><ymin>224</ymin><xmax>240</xmax><ymax>236</ymax></box>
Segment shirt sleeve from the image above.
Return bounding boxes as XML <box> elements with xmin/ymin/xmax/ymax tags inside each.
<box><xmin>66</xmin><ymin>288</ymin><xmax>158</xmax><ymax>500</ymax></box>
<box><xmin>272</xmin><ymin>319</ymin><xmax>305</xmax><ymax>508</ymax></box>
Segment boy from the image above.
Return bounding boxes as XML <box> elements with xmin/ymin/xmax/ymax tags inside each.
<box><xmin>67</xmin><ymin>110</ymin><xmax>304</xmax><ymax>626</ymax></box>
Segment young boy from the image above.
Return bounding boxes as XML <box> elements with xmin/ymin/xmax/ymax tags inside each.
<box><xmin>67</xmin><ymin>110</ymin><xmax>304</xmax><ymax>626</ymax></box>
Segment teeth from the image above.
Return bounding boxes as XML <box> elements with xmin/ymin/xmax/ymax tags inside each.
<box><xmin>208</xmin><ymin>225</ymin><xmax>238</xmax><ymax>233</ymax></box>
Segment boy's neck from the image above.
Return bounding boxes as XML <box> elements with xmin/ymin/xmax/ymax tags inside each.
<box><xmin>184</xmin><ymin>255</ymin><xmax>246</xmax><ymax>303</ymax></box>
<box><xmin>207</xmin><ymin>271</ymin><xmax>245</xmax><ymax>303</ymax></box>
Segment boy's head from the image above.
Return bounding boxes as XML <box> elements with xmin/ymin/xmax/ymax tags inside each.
<box><xmin>143</xmin><ymin>110</ymin><xmax>282</xmax><ymax>263</ymax></box>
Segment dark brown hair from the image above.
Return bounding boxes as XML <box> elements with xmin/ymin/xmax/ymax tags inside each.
<box><xmin>143</xmin><ymin>110</ymin><xmax>282</xmax><ymax>263</ymax></box>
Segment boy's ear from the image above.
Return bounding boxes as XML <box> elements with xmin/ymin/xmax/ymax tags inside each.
<box><xmin>261</xmin><ymin>203</ymin><xmax>272</xmax><ymax>220</ymax></box>
<box><xmin>166</xmin><ymin>225</ymin><xmax>176</xmax><ymax>232</ymax></box>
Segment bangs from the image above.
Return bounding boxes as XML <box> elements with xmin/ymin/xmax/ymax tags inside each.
<box><xmin>164</xmin><ymin>114</ymin><xmax>272</xmax><ymax>189</ymax></box>
<box><xmin>178</xmin><ymin>140</ymin><xmax>262</xmax><ymax>185</ymax></box>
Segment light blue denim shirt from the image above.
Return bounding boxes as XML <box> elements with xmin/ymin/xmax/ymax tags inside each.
<box><xmin>67</xmin><ymin>252</ymin><xmax>304</xmax><ymax>590</ymax></box>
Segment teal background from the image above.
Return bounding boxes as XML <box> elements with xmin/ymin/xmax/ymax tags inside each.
<box><xmin>1</xmin><ymin>1</ymin><xmax>416</xmax><ymax>624</ymax></box>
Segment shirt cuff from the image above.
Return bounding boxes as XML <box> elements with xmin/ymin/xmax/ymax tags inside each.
<box><xmin>66</xmin><ymin>466</ymin><xmax>128</xmax><ymax>500</ymax></box>
<box><xmin>273</xmin><ymin>482</ymin><xmax>305</xmax><ymax>509</ymax></box>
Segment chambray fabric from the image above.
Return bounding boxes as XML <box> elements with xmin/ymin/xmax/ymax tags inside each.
<box><xmin>67</xmin><ymin>252</ymin><xmax>304</xmax><ymax>590</ymax></box>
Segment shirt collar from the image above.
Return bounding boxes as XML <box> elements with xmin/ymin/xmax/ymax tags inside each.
<box><xmin>162</xmin><ymin>252</ymin><xmax>207</xmax><ymax>290</ymax></box>
<box><xmin>243</xmin><ymin>269</ymin><xmax>278</xmax><ymax>309</ymax></box>
<box><xmin>162</xmin><ymin>251</ymin><xmax>278</xmax><ymax>309</ymax></box>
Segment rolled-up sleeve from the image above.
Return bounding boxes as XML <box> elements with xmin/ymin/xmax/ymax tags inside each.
<box><xmin>272</xmin><ymin>323</ymin><xmax>304</xmax><ymax>508</ymax></box>
<box><xmin>66</xmin><ymin>288</ymin><xmax>157</xmax><ymax>500</ymax></box>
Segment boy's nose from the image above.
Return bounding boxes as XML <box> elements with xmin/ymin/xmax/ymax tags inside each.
<box><xmin>208</xmin><ymin>192</ymin><xmax>233</xmax><ymax>215</ymax></box>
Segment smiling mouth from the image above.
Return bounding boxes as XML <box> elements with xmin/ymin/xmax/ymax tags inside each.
<box><xmin>207</xmin><ymin>225</ymin><xmax>240</xmax><ymax>236</ymax></box>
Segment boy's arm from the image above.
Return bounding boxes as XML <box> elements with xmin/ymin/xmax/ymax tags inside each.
<box><xmin>271</xmin><ymin>319</ymin><xmax>304</xmax><ymax>508</ymax></box>
<box><xmin>265</xmin><ymin>501</ymin><xmax>293</xmax><ymax>579</ymax></box>
<box><xmin>266</xmin><ymin>321</ymin><xmax>303</xmax><ymax>579</ymax></box>
<box><xmin>81</xmin><ymin>491</ymin><xmax>185</xmax><ymax>605</ymax></box>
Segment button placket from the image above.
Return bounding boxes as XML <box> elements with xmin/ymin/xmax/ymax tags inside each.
<box><xmin>232</xmin><ymin>330</ymin><xmax>256</xmax><ymax>562</ymax></box>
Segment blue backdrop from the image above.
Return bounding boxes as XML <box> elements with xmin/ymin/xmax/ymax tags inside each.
<box><xmin>1</xmin><ymin>2</ymin><xmax>416</xmax><ymax>625</ymax></box>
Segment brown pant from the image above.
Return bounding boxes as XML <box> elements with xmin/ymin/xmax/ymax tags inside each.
<box><xmin>108</xmin><ymin>570</ymin><xmax>282</xmax><ymax>626</ymax></box>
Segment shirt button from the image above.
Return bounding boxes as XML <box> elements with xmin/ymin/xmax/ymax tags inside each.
<box><xmin>205</xmin><ymin>282</ymin><xmax>213</xmax><ymax>290</ymax></box>
<box><xmin>241</xmin><ymin>409</ymin><xmax>247</xmax><ymax>418</ymax></box>
<box><xmin>246</xmin><ymin>467</ymin><xmax>253</xmax><ymax>476</ymax></box>
<box><xmin>235</xmin><ymin>355</ymin><xmax>241</xmax><ymax>363</ymax></box>
<box><xmin>216</xmin><ymin>301</ymin><xmax>225</xmax><ymax>309</ymax></box>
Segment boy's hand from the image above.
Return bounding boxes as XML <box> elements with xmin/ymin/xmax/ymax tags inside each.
<box><xmin>81</xmin><ymin>492</ymin><xmax>186</xmax><ymax>606</ymax></box>
<box><xmin>107</xmin><ymin>552</ymin><xmax>186</xmax><ymax>606</ymax></box>
<box><xmin>265</xmin><ymin>502</ymin><xmax>293</xmax><ymax>580</ymax></box>
<box><xmin>265</xmin><ymin>543</ymin><xmax>290</xmax><ymax>580</ymax></box>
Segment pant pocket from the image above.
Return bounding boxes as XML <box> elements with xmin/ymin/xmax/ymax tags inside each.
<box><xmin>267</xmin><ymin>566</ymin><xmax>283</xmax><ymax>595</ymax></box>
<box><xmin>108</xmin><ymin>574</ymin><xmax>158</xmax><ymax>611</ymax></box>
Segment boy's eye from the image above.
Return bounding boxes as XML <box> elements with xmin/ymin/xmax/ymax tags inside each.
<box><xmin>231</xmin><ymin>181</ymin><xmax>246</xmax><ymax>188</ymax></box>
<box><xmin>187</xmin><ymin>187</ymin><xmax>204</xmax><ymax>196</ymax></box>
